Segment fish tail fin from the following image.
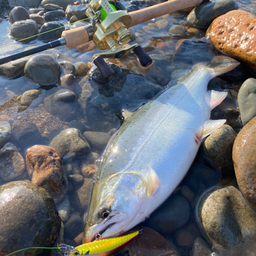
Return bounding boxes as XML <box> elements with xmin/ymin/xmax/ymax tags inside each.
<box><xmin>206</xmin><ymin>56</ymin><xmax>240</xmax><ymax>78</ymax></box>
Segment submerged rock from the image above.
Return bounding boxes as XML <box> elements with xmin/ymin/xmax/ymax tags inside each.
<box><xmin>24</xmin><ymin>54</ymin><xmax>61</xmax><ymax>86</ymax></box>
<box><xmin>18</xmin><ymin>89</ymin><xmax>42</xmax><ymax>112</ymax></box>
<box><xmin>0</xmin><ymin>142</ymin><xmax>25</xmax><ymax>182</ymax></box>
<box><xmin>0</xmin><ymin>180</ymin><xmax>61</xmax><ymax>256</ymax></box>
<box><xmin>26</xmin><ymin>145</ymin><xmax>68</xmax><ymax>203</ymax></box>
<box><xmin>0</xmin><ymin>121</ymin><xmax>11</xmax><ymax>147</ymax></box>
<box><xmin>233</xmin><ymin>116</ymin><xmax>256</xmax><ymax>212</ymax></box>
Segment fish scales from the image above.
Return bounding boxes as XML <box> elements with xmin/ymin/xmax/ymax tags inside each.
<box><xmin>84</xmin><ymin>57</ymin><xmax>240</xmax><ymax>242</ymax></box>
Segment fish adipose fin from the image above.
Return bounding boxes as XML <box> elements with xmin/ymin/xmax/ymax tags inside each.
<box><xmin>208</xmin><ymin>90</ymin><xmax>227</xmax><ymax>110</ymax></box>
<box><xmin>196</xmin><ymin>119</ymin><xmax>226</xmax><ymax>142</ymax></box>
<box><xmin>145</xmin><ymin>167</ymin><xmax>160</xmax><ymax>197</ymax></box>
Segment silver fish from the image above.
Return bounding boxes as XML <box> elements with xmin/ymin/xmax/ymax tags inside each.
<box><xmin>84</xmin><ymin>56</ymin><xmax>239</xmax><ymax>242</ymax></box>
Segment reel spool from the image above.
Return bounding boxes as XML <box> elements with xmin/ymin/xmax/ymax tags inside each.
<box><xmin>86</xmin><ymin>0</ymin><xmax>153</xmax><ymax>79</ymax></box>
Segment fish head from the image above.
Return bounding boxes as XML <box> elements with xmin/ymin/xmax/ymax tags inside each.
<box><xmin>84</xmin><ymin>186</ymin><xmax>142</xmax><ymax>242</ymax></box>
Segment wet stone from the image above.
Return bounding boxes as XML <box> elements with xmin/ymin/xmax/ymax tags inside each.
<box><xmin>24</xmin><ymin>54</ymin><xmax>61</xmax><ymax>86</ymax></box>
<box><xmin>119</xmin><ymin>226</ymin><xmax>178</xmax><ymax>256</ymax></box>
<box><xmin>74</xmin><ymin>62</ymin><xmax>91</xmax><ymax>78</ymax></box>
<box><xmin>65</xmin><ymin>4</ymin><xmax>88</xmax><ymax>20</ymax></box>
<box><xmin>0</xmin><ymin>121</ymin><xmax>11</xmax><ymax>147</ymax></box>
<box><xmin>187</xmin><ymin>0</ymin><xmax>238</xmax><ymax>29</ymax></box>
<box><xmin>9</xmin><ymin>6</ymin><xmax>29</xmax><ymax>24</ymax></box>
<box><xmin>68</xmin><ymin>174</ymin><xmax>84</xmax><ymax>187</ymax></box>
<box><xmin>192</xmin><ymin>237</ymin><xmax>211</xmax><ymax>256</ymax></box>
<box><xmin>38</xmin><ymin>21</ymin><xmax>65</xmax><ymax>42</ymax></box>
<box><xmin>59</xmin><ymin>60</ymin><xmax>75</xmax><ymax>75</ymax></box>
<box><xmin>26</xmin><ymin>145</ymin><xmax>68</xmax><ymax>203</ymax></box>
<box><xmin>196</xmin><ymin>185</ymin><xmax>256</xmax><ymax>254</ymax></box>
<box><xmin>68</xmin><ymin>120</ymin><xmax>87</xmax><ymax>133</ymax></box>
<box><xmin>125</xmin><ymin>4</ymin><xmax>139</xmax><ymax>12</ymax></box>
<box><xmin>43</xmin><ymin>9</ymin><xmax>65</xmax><ymax>21</ymax></box>
<box><xmin>44</xmin><ymin>3</ymin><xmax>64</xmax><ymax>11</ymax></box>
<box><xmin>237</xmin><ymin>78</ymin><xmax>256</xmax><ymax>125</ymax></box>
<box><xmin>0</xmin><ymin>142</ymin><xmax>25</xmax><ymax>182</ymax></box>
<box><xmin>0</xmin><ymin>180</ymin><xmax>61</xmax><ymax>256</ymax></box>
<box><xmin>44</xmin><ymin>89</ymin><xmax>78</xmax><ymax>121</ymax></box>
<box><xmin>82</xmin><ymin>131</ymin><xmax>111</xmax><ymax>152</ymax></box>
<box><xmin>29</xmin><ymin>13</ymin><xmax>46</xmax><ymax>25</ymax></box>
<box><xmin>41</xmin><ymin>0</ymin><xmax>75</xmax><ymax>9</ymax></box>
<box><xmin>60</xmin><ymin>74</ymin><xmax>76</xmax><ymax>87</ymax></box>
<box><xmin>49</xmin><ymin>128</ymin><xmax>91</xmax><ymax>162</ymax></box>
<box><xmin>168</xmin><ymin>24</ymin><xmax>188</xmax><ymax>37</ymax></box>
<box><xmin>64</xmin><ymin>214</ymin><xmax>84</xmax><ymax>240</ymax></box>
<box><xmin>10</xmin><ymin>19</ymin><xmax>38</xmax><ymax>41</ymax></box>
<box><xmin>29</xmin><ymin>8</ymin><xmax>44</xmax><ymax>14</ymax></box>
<box><xmin>18</xmin><ymin>89</ymin><xmax>42</xmax><ymax>112</ymax></box>
<box><xmin>202</xmin><ymin>124</ymin><xmax>237</xmax><ymax>177</ymax></box>
<box><xmin>8</xmin><ymin>0</ymin><xmax>41</xmax><ymax>8</ymax></box>
<box><xmin>70</xmin><ymin>178</ymin><xmax>93</xmax><ymax>211</ymax></box>
<box><xmin>146</xmin><ymin>195</ymin><xmax>190</xmax><ymax>234</ymax></box>
<box><xmin>56</xmin><ymin>195</ymin><xmax>71</xmax><ymax>222</ymax></box>
<box><xmin>233</xmin><ymin>116</ymin><xmax>256</xmax><ymax>212</ymax></box>
<box><xmin>206</xmin><ymin>10</ymin><xmax>256</xmax><ymax>73</ymax></box>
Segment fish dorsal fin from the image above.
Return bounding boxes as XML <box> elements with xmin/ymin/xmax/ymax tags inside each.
<box><xmin>208</xmin><ymin>90</ymin><xmax>227</xmax><ymax>110</ymax></box>
<box><xmin>144</xmin><ymin>166</ymin><xmax>160</xmax><ymax>197</ymax></box>
<box><xmin>197</xmin><ymin>119</ymin><xmax>226</xmax><ymax>140</ymax></box>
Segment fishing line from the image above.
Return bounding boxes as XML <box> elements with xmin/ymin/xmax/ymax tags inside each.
<box><xmin>4</xmin><ymin>246</ymin><xmax>60</xmax><ymax>256</ymax></box>
<box><xmin>0</xmin><ymin>16</ymin><xmax>95</xmax><ymax>49</ymax></box>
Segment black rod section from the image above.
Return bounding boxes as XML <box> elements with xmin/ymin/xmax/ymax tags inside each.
<box><xmin>0</xmin><ymin>38</ymin><xmax>66</xmax><ymax>65</ymax></box>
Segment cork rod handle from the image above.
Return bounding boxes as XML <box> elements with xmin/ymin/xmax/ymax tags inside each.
<box><xmin>129</xmin><ymin>0</ymin><xmax>203</xmax><ymax>27</ymax></box>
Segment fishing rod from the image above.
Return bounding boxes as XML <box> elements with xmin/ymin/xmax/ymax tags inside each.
<box><xmin>0</xmin><ymin>0</ymin><xmax>203</xmax><ymax>79</ymax></box>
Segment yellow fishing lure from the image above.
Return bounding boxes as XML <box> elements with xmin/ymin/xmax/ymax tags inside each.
<box><xmin>60</xmin><ymin>230</ymin><xmax>140</xmax><ymax>256</ymax></box>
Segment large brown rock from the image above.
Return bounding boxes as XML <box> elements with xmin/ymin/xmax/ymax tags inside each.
<box><xmin>206</xmin><ymin>10</ymin><xmax>256</xmax><ymax>72</ymax></box>
<box><xmin>26</xmin><ymin>145</ymin><xmax>68</xmax><ymax>203</ymax></box>
<box><xmin>233</xmin><ymin>116</ymin><xmax>256</xmax><ymax>211</ymax></box>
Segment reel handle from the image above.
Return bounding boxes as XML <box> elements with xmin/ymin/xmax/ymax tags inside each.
<box><xmin>133</xmin><ymin>45</ymin><xmax>152</xmax><ymax>67</ymax></box>
<box><xmin>93</xmin><ymin>56</ymin><xmax>115</xmax><ymax>79</ymax></box>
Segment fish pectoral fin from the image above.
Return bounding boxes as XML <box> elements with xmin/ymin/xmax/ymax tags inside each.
<box><xmin>208</xmin><ymin>90</ymin><xmax>227</xmax><ymax>110</ymax></box>
<box><xmin>197</xmin><ymin>119</ymin><xmax>226</xmax><ymax>140</ymax></box>
<box><xmin>145</xmin><ymin>167</ymin><xmax>160</xmax><ymax>197</ymax></box>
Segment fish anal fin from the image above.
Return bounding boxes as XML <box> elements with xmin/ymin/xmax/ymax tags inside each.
<box><xmin>208</xmin><ymin>90</ymin><xmax>227</xmax><ymax>110</ymax></box>
<box><xmin>196</xmin><ymin>119</ymin><xmax>226</xmax><ymax>142</ymax></box>
<box><xmin>145</xmin><ymin>167</ymin><xmax>160</xmax><ymax>197</ymax></box>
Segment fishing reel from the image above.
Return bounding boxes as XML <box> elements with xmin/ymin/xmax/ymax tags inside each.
<box><xmin>86</xmin><ymin>0</ymin><xmax>153</xmax><ymax>79</ymax></box>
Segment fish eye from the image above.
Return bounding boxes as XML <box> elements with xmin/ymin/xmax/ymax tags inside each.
<box><xmin>98</xmin><ymin>207</ymin><xmax>111</xmax><ymax>219</ymax></box>
<box><xmin>73</xmin><ymin>250</ymin><xmax>80</xmax><ymax>255</ymax></box>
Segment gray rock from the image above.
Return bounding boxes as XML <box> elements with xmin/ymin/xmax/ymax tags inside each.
<box><xmin>56</xmin><ymin>195</ymin><xmax>71</xmax><ymax>222</ymax></box>
<box><xmin>41</xmin><ymin>0</ymin><xmax>74</xmax><ymax>9</ymax></box>
<box><xmin>18</xmin><ymin>89</ymin><xmax>42</xmax><ymax>112</ymax></box>
<box><xmin>29</xmin><ymin>13</ymin><xmax>46</xmax><ymax>25</ymax></box>
<box><xmin>24</xmin><ymin>54</ymin><xmax>61</xmax><ymax>86</ymax></box>
<box><xmin>69</xmin><ymin>120</ymin><xmax>87</xmax><ymax>133</ymax></box>
<box><xmin>196</xmin><ymin>185</ymin><xmax>256</xmax><ymax>254</ymax></box>
<box><xmin>175</xmin><ymin>228</ymin><xmax>195</xmax><ymax>248</ymax></box>
<box><xmin>10</xmin><ymin>19</ymin><xmax>38</xmax><ymax>41</ymax></box>
<box><xmin>68</xmin><ymin>174</ymin><xmax>84</xmax><ymax>187</ymax></box>
<box><xmin>192</xmin><ymin>237</ymin><xmax>211</xmax><ymax>256</ymax></box>
<box><xmin>168</xmin><ymin>24</ymin><xmax>188</xmax><ymax>37</ymax></box>
<box><xmin>238</xmin><ymin>78</ymin><xmax>256</xmax><ymax>125</ymax></box>
<box><xmin>70</xmin><ymin>178</ymin><xmax>93</xmax><ymax>211</ymax></box>
<box><xmin>0</xmin><ymin>142</ymin><xmax>25</xmax><ymax>182</ymax></box>
<box><xmin>83</xmin><ymin>131</ymin><xmax>111</xmax><ymax>152</ymax></box>
<box><xmin>0</xmin><ymin>180</ymin><xmax>61</xmax><ymax>256</ymax></box>
<box><xmin>44</xmin><ymin>3</ymin><xmax>63</xmax><ymax>11</ymax></box>
<box><xmin>59</xmin><ymin>60</ymin><xmax>75</xmax><ymax>75</ymax></box>
<box><xmin>43</xmin><ymin>9</ymin><xmax>65</xmax><ymax>21</ymax></box>
<box><xmin>9</xmin><ymin>6</ymin><xmax>29</xmax><ymax>24</ymax></box>
<box><xmin>49</xmin><ymin>128</ymin><xmax>91</xmax><ymax>161</ymax></box>
<box><xmin>155</xmin><ymin>19</ymin><xmax>169</xmax><ymax>29</ymax></box>
<box><xmin>146</xmin><ymin>195</ymin><xmax>190</xmax><ymax>234</ymax></box>
<box><xmin>0</xmin><ymin>57</ymin><xmax>30</xmax><ymax>78</ymax></box>
<box><xmin>202</xmin><ymin>124</ymin><xmax>237</xmax><ymax>176</ymax></box>
<box><xmin>44</xmin><ymin>89</ymin><xmax>78</xmax><ymax>121</ymax></box>
<box><xmin>64</xmin><ymin>214</ymin><xmax>84</xmax><ymax>240</ymax></box>
<box><xmin>29</xmin><ymin>7</ymin><xmax>44</xmax><ymax>14</ymax></box>
<box><xmin>8</xmin><ymin>0</ymin><xmax>41</xmax><ymax>8</ymax></box>
<box><xmin>0</xmin><ymin>121</ymin><xmax>11</xmax><ymax>147</ymax></box>
<box><xmin>186</xmin><ymin>0</ymin><xmax>238</xmax><ymax>29</ymax></box>
<box><xmin>65</xmin><ymin>4</ymin><xmax>88</xmax><ymax>20</ymax></box>
<box><xmin>38</xmin><ymin>21</ymin><xmax>64</xmax><ymax>42</ymax></box>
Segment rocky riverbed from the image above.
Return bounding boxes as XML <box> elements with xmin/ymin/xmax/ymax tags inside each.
<box><xmin>0</xmin><ymin>0</ymin><xmax>256</xmax><ymax>256</ymax></box>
